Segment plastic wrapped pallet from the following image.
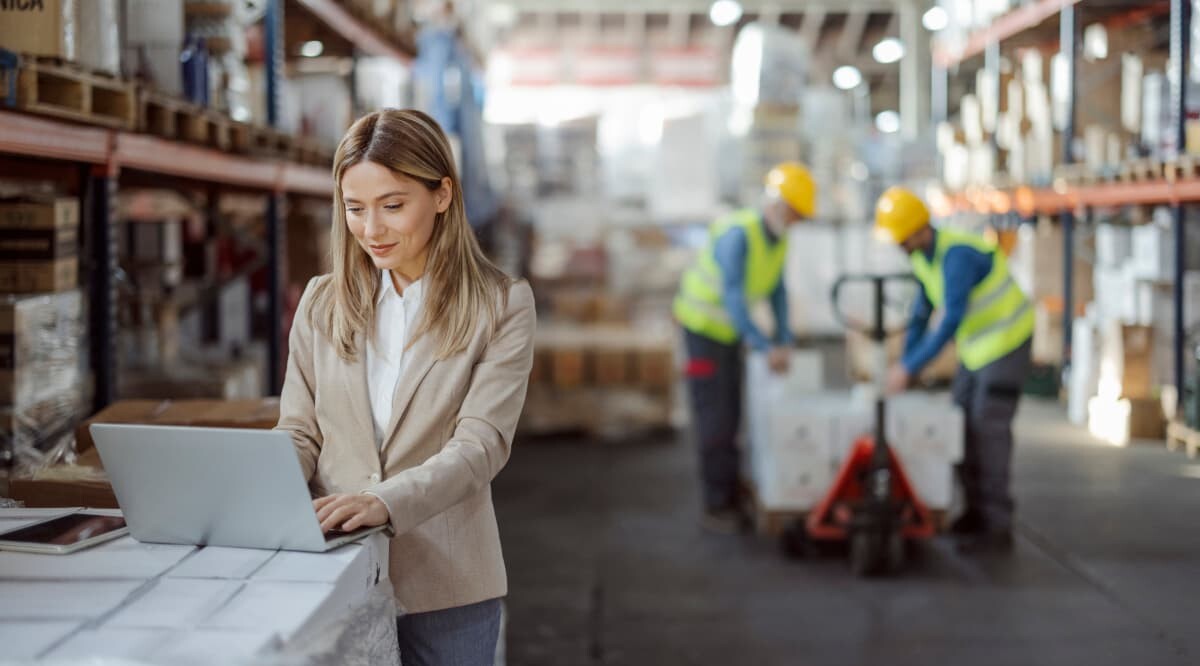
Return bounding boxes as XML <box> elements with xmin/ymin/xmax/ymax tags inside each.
<box><xmin>122</xmin><ymin>0</ymin><xmax>186</xmax><ymax>95</ymax></box>
<box><xmin>75</xmin><ymin>0</ymin><xmax>121</xmax><ymax>75</ymax></box>
<box><xmin>0</xmin><ymin>290</ymin><xmax>85</xmax><ymax>470</ymax></box>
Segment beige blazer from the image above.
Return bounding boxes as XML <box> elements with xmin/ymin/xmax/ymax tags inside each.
<box><xmin>276</xmin><ymin>275</ymin><xmax>536</xmax><ymax>614</ymax></box>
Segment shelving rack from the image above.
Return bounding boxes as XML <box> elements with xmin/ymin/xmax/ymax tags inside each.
<box><xmin>0</xmin><ymin>0</ymin><xmax>415</xmax><ymax>412</ymax></box>
<box><xmin>931</xmin><ymin>0</ymin><xmax>1192</xmax><ymax>393</ymax></box>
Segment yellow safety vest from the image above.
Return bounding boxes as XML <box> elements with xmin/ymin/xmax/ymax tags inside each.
<box><xmin>910</xmin><ymin>227</ymin><xmax>1034</xmax><ymax>371</ymax></box>
<box><xmin>673</xmin><ymin>209</ymin><xmax>788</xmax><ymax>344</ymax></box>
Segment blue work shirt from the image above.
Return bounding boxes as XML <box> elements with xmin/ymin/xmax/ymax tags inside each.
<box><xmin>713</xmin><ymin>213</ymin><xmax>792</xmax><ymax>352</ymax></box>
<box><xmin>903</xmin><ymin>231</ymin><xmax>994</xmax><ymax>374</ymax></box>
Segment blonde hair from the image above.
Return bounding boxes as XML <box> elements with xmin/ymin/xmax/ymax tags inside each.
<box><xmin>309</xmin><ymin>109</ymin><xmax>511</xmax><ymax>361</ymax></box>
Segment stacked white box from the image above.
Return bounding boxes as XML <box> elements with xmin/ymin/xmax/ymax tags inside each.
<box><xmin>744</xmin><ymin>351</ymin><xmax>832</xmax><ymax>511</ymax></box>
<box><xmin>1129</xmin><ymin>223</ymin><xmax>1174</xmax><ymax>282</ymax></box>
<box><xmin>746</xmin><ymin>372</ymin><xmax>964</xmax><ymax>511</ymax></box>
<box><xmin>1095</xmin><ymin>224</ymin><xmax>1132</xmax><ymax>267</ymax></box>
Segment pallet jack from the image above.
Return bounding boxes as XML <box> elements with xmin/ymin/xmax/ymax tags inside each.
<box><xmin>782</xmin><ymin>273</ymin><xmax>936</xmax><ymax>576</ymax></box>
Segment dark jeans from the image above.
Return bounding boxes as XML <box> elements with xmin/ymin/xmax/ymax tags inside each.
<box><xmin>682</xmin><ymin>329</ymin><xmax>743</xmax><ymax>512</ymax></box>
<box><xmin>396</xmin><ymin>598</ymin><xmax>503</xmax><ymax>666</ymax></box>
<box><xmin>951</xmin><ymin>338</ymin><xmax>1033</xmax><ymax>533</ymax></box>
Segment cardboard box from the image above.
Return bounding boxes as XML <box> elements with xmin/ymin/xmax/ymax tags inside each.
<box><xmin>0</xmin><ymin>198</ymin><xmax>80</xmax><ymax>293</ymax></box>
<box><xmin>1128</xmin><ymin>397</ymin><xmax>1166</xmax><ymax>440</ymax></box>
<box><xmin>1032</xmin><ymin>301</ymin><xmax>1065</xmax><ymax>365</ymax></box>
<box><xmin>0</xmin><ymin>198</ymin><xmax>79</xmax><ymax>230</ymax></box>
<box><xmin>0</xmin><ymin>0</ymin><xmax>76</xmax><ymax>61</ymax></box>
<box><xmin>1087</xmin><ymin>395</ymin><xmax>1165</xmax><ymax>446</ymax></box>
<box><xmin>0</xmin><ymin>259</ymin><xmax>77</xmax><ymax>293</ymax></box>
<box><xmin>76</xmin><ymin>398</ymin><xmax>281</xmax><ymax>453</ymax></box>
<box><xmin>846</xmin><ymin>330</ymin><xmax>958</xmax><ymax>385</ymax></box>
<box><xmin>1100</xmin><ymin>323</ymin><xmax>1155</xmax><ymax>400</ymax></box>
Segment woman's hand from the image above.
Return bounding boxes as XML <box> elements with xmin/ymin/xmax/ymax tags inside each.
<box><xmin>313</xmin><ymin>493</ymin><xmax>390</xmax><ymax>532</ymax></box>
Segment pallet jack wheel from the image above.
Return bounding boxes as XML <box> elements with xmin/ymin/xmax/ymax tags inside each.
<box><xmin>885</xmin><ymin>530</ymin><xmax>906</xmax><ymax>574</ymax></box>
<box><xmin>780</xmin><ymin>519</ymin><xmax>812</xmax><ymax>559</ymax></box>
<box><xmin>849</xmin><ymin>531</ymin><xmax>882</xmax><ymax>576</ymax></box>
<box><xmin>850</xmin><ymin>529</ymin><xmax>906</xmax><ymax>577</ymax></box>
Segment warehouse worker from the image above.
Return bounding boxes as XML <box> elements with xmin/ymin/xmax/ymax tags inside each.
<box><xmin>874</xmin><ymin>186</ymin><xmax>1033</xmax><ymax>555</ymax></box>
<box><xmin>673</xmin><ymin>162</ymin><xmax>816</xmax><ymax>534</ymax></box>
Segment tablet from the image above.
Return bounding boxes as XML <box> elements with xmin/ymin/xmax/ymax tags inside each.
<box><xmin>0</xmin><ymin>511</ymin><xmax>129</xmax><ymax>554</ymax></box>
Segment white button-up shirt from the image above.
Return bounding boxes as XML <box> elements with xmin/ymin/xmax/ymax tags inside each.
<box><xmin>366</xmin><ymin>271</ymin><xmax>425</xmax><ymax>446</ymax></box>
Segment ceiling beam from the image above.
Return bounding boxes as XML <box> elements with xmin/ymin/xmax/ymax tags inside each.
<box><xmin>838</xmin><ymin>10</ymin><xmax>869</xmax><ymax>59</ymax></box>
<box><xmin>798</xmin><ymin>6</ymin><xmax>827</xmax><ymax>47</ymax></box>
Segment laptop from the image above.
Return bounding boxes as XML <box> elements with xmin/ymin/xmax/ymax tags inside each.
<box><xmin>90</xmin><ymin>423</ymin><xmax>388</xmax><ymax>552</ymax></box>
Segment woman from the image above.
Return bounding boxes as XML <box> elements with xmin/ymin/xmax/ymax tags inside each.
<box><xmin>276</xmin><ymin>108</ymin><xmax>535</xmax><ymax>664</ymax></box>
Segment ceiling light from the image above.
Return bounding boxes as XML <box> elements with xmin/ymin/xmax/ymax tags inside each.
<box><xmin>300</xmin><ymin>40</ymin><xmax>324</xmax><ymax>58</ymax></box>
<box><xmin>872</xmin><ymin>37</ymin><xmax>905</xmax><ymax>64</ymax></box>
<box><xmin>709</xmin><ymin>0</ymin><xmax>743</xmax><ymax>28</ymax></box>
<box><xmin>875</xmin><ymin>110</ymin><xmax>900</xmax><ymax>134</ymax></box>
<box><xmin>922</xmin><ymin>6</ymin><xmax>949</xmax><ymax>32</ymax></box>
<box><xmin>832</xmin><ymin>65</ymin><xmax>863</xmax><ymax>90</ymax></box>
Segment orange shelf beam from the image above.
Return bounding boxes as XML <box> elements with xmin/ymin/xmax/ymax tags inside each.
<box><xmin>944</xmin><ymin>177</ymin><xmax>1200</xmax><ymax>216</ymax></box>
<box><xmin>933</xmin><ymin>0</ymin><xmax>1082</xmax><ymax>68</ymax></box>
<box><xmin>0</xmin><ymin>110</ymin><xmax>332</xmax><ymax>197</ymax></box>
<box><xmin>0</xmin><ymin>110</ymin><xmax>111</xmax><ymax>163</ymax></box>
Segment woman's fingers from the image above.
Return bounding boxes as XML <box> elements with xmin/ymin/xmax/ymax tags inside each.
<box><xmin>320</xmin><ymin>504</ymin><xmax>359</xmax><ymax>532</ymax></box>
<box><xmin>313</xmin><ymin>495</ymin><xmax>339</xmax><ymax>511</ymax></box>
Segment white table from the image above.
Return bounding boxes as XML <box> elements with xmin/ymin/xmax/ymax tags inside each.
<box><xmin>0</xmin><ymin>508</ymin><xmax>397</xmax><ymax>664</ymax></box>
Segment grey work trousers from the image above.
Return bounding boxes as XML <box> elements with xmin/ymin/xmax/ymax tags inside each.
<box><xmin>950</xmin><ymin>338</ymin><xmax>1033</xmax><ymax>533</ymax></box>
<box><xmin>682</xmin><ymin>329</ymin><xmax>743</xmax><ymax>512</ymax></box>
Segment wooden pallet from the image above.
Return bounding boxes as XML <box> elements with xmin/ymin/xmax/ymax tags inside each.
<box><xmin>252</xmin><ymin>126</ymin><xmax>296</xmax><ymax>159</ymax></box>
<box><xmin>1166</xmin><ymin>421</ymin><xmax>1200</xmax><ymax>458</ymax></box>
<box><xmin>0</xmin><ymin>56</ymin><xmax>136</xmax><ymax>129</ymax></box>
<box><xmin>1164</xmin><ymin>155</ymin><xmax>1200</xmax><ymax>182</ymax></box>
<box><xmin>1118</xmin><ymin>158</ymin><xmax>1164</xmax><ymax>183</ymax></box>
<box><xmin>138</xmin><ymin>92</ymin><xmax>231</xmax><ymax>151</ymax></box>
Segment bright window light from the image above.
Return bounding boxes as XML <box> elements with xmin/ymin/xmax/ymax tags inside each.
<box><xmin>488</xmin><ymin>2</ymin><xmax>517</xmax><ymax>27</ymax></box>
<box><xmin>731</xmin><ymin>24</ymin><xmax>764</xmax><ymax>107</ymax></box>
<box><xmin>872</xmin><ymin>37</ymin><xmax>905</xmax><ymax>64</ymax></box>
<box><xmin>875</xmin><ymin>110</ymin><xmax>900</xmax><ymax>133</ymax></box>
<box><xmin>300</xmin><ymin>40</ymin><xmax>324</xmax><ymax>58</ymax></box>
<box><xmin>709</xmin><ymin>0</ymin><xmax>743</xmax><ymax>28</ymax></box>
<box><xmin>832</xmin><ymin>65</ymin><xmax>863</xmax><ymax>90</ymax></box>
<box><xmin>922</xmin><ymin>6</ymin><xmax>949</xmax><ymax>32</ymax></box>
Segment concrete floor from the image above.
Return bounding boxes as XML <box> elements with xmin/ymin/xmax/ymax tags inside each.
<box><xmin>493</xmin><ymin>400</ymin><xmax>1200</xmax><ymax>666</ymax></box>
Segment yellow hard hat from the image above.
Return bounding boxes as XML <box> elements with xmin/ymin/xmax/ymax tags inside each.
<box><xmin>874</xmin><ymin>186</ymin><xmax>930</xmax><ymax>243</ymax></box>
<box><xmin>765</xmin><ymin>162</ymin><xmax>816</xmax><ymax>219</ymax></box>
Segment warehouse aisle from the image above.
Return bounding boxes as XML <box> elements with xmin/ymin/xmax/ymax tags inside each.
<box><xmin>494</xmin><ymin>401</ymin><xmax>1200</xmax><ymax>666</ymax></box>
